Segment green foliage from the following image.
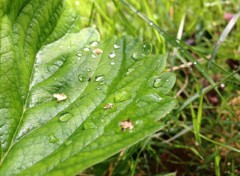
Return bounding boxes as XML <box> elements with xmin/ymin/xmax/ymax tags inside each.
<box><xmin>75</xmin><ymin>0</ymin><xmax>240</xmax><ymax>175</ymax></box>
<box><xmin>0</xmin><ymin>0</ymin><xmax>176</xmax><ymax>175</ymax></box>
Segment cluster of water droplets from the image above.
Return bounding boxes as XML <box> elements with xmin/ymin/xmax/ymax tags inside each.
<box><xmin>107</xmin><ymin>43</ymin><xmax>121</xmax><ymax>66</ymax></box>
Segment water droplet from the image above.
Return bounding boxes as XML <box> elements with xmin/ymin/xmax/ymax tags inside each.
<box><xmin>59</xmin><ymin>113</ymin><xmax>73</xmax><ymax>122</ymax></box>
<box><xmin>110</xmin><ymin>62</ymin><xmax>115</xmax><ymax>65</ymax></box>
<box><xmin>149</xmin><ymin>21</ymin><xmax>153</xmax><ymax>26</ymax></box>
<box><xmin>92</xmin><ymin>54</ymin><xmax>96</xmax><ymax>58</ymax></box>
<box><xmin>220</xmin><ymin>83</ymin><xmax>225</xmax><ymax>88</ymax></box>
<box><xmin>166</xmin><ymin>79</ymin><xmax>169</xmax><ymax>82</ymax></box>
<box><xmin>96</xmin><ymin>86</ymin><xmax>102</xmax><ymax>90</ymax></box>
<box><xmin>48</xmin><ymin>133</ymin><xmax>59</xmax><ymax>144</ymax></box>
<box><xmin>114</xmin><ymin>44</ymin><xmax>121</xmax><ymax>49</ymax></box>
<box><xmin>90</xmin><ymin>41</ymin><xmax>99</xmax><ymax>47</ymax></box>
<box><xmin>77</xmin><ymin>53</ymin><xmax>82</xmax><ymax>57</ymax></box>
<box><xmin>84</xmin><ymin>122</ymin><xmax>97</xmax><ymax>129</ymax></box>
<box><xmin>135</xmin><ymin>120</ymin><xmax>143</xmax><ymax>125</ymax></box>
<box><xmin>114</xmin><ymin>90</ymin><xmax>131</xmax><ymax>102</ymax></box>
<box><xmin>132</xmin><ymin>52</ymin><xmax>137</xmax><ymax>59</ymax></box>
<box><xmin>193</xmin><ymin>61</ymin><xmax>197</xmax><ymax>65</ymax></box>
<box><xmin>153</xmin><ymin>78</ymin><xmax>162</xmax><ymax>88</ymax></box>
<box><xmin>108</xmin><ymin>52</ymin><xmax>116</xmax><ymax>59</ymax></box>
<box><xmin>132</xmin><ymin>52</ymin><xmax>146</xmax><ymax>60</ymax></box>
<box><xmin>86</xmin><ymin>68</ymin><xmax>91</xmax><ymax>72</ymax></box>
<box><xmin>137</xmin><ymin>94</ymin><xmax>163</xmax><ymax>108</ymax></box>
<box><xmin>83</xmin><ymin>47</ymin><xmax>90</xmax><ymax>52</ymax></box>
<box><xmin>142</xmin><ymin>42</ymin><xmax>152</xmax><ymax>54</ymax></box>
<box><xmin>125</xmin><ymin>68</ymin><xmax>135</xmax><ymax>76</ymax></box>
<box><xmin>78</xmin><ymin>74</ymin><xmax>85</xmax><ymax>82</ymax></box>
<box><xmin>95</xmin><ymin>75</ymin><xmax>104</xmax><ymax>82</ymax></box>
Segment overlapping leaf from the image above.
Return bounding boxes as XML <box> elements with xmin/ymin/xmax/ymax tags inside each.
<box><xmin>0</xmin><ymin>0</ymin><xmax>177</xmax><ymax>175</ymax></box>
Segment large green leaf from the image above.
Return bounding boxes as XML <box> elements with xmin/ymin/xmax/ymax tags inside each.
<box><xmin>0</xmin><ymin>0</ymin><xmax>177</xmax><ymax>175</ymax></box>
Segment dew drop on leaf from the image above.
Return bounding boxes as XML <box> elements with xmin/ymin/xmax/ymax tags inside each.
<box><xmin>78</xmin><ymin>74</ymin><xmax>84</xmax><ymax>82</ymax></box>
<box><xmin>132</xmin><ymin>52</ymin><xmax>137</xmax><ymax>59</ymax></box>
<box><xmin>96</xmin><ymin>86</ymin><xmax>102</xmax><ymax>90</ymax></box>
<box><xmin>108</xmin><ymin>52</ymin><xmax>116</xmax><ymax>59</ymax></box>
<box><xmin>95</xmin><ymin>75</ymin><xmax>104</xmax><ymax>82</ymax></box>
<box><xmin>132</xmin><ymin>52</ymin><xmax>146</xmax><ymax>60</ymax></box>
<box><xmin>86</xmin><ymin>68</ymin><xmax>91</xmax><ymax>72</ymax></box>
<box><xmin>114</xmin><ymin>90</ymin><xmax>131</xmax><ymax>102</ymax></box>
<box><xmin>90</xmin><ymin>41</ymin><xmax>99</xmax><ymax>47</ymax></box>
<box><xmin>110</xmin><ymin>62</ymin><xmax>115</xmax><ymax>65</ymax></box>
<box><xmin>143</xmin><ymin>42</ymin><xmax>152</xmax><ymax>54</ymax></box>
<box><xmin>149</xmin><ymin>21</ymin><xmax>153</xmax><ymax>26</ymax></box>
<box><xmin>136</xmin><ymin>94</ymin><xmax>163</xmax><ymax>108</ymax></box>
<box><xmin>153</xmin><ymin>78</ymin><xmax>162</xmax><ymax>88</ymax></box>
<box><xmin>92</xmin><ymin>54</ymin><xmax>96</xmax><ymax>58</ymax></box>
<box><xmin>59</xmin><ymin>113</ymin><xmax>73</xmax><ymax>122</ymax></box>
<box><xmin>135</xmin><ymin>120</ymin><xmax>143</xmax><ymax>125</ymax></box>
<box><xmin>125</xmin><ymin>68</ymin><xmax>135</xmax><ymax>76</ymax></box>
<box><xmin>77</xmin><ymin>53</ymin><xmax>82</xmax><ymax>57</ymax></box>
<box><xmin>83</xmin><ymin>47</ymin><xmax>90</xmax><ymax>52</ymax></box>
<box><xmin>114</xmin><ymin>44</ymin><xmax>121</xmax><ymax>49</ymax></box>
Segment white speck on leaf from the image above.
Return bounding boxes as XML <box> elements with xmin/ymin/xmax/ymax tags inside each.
<box><xmin>53</xmin><ymin>93</ymin><xmax>67</xmax><ymax>102</ymax></box>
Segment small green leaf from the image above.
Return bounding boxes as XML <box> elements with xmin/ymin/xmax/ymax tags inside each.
<box><xmin>0</xmin><ymin>0</ymin><xmax>176</xmax><ymax>175</ymax></box>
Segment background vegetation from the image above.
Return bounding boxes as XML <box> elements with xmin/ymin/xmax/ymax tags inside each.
<box><xmin>76</xmin><ymin>0</ymin><xmax>240</xmax><ymax>175</ymax></box>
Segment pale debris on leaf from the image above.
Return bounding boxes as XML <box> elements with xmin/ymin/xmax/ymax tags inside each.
<box><xmin>53</xmin><ymin>93</ymin><xmax>67</xmax><ymax>102</ymax></box>
<box><xmin>93</xmin><ymin>48</ymin><xmax>103</xmax><ymax>55</ymax></box>
<box><xmin>104</xmin><ymin>103</ymin><xmax>113</xmax><ymax>109</ymax></box>
<box><xmin>119</xmin><ymin>119</ymin><xmax>134</xmax><ymax>131</ymax></box>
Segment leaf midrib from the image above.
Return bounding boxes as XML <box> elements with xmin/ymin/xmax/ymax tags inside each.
<box><xmin>0</xmin><ymin>1</ymin><xmax>65</xmax><ymax>165</ymax></box>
